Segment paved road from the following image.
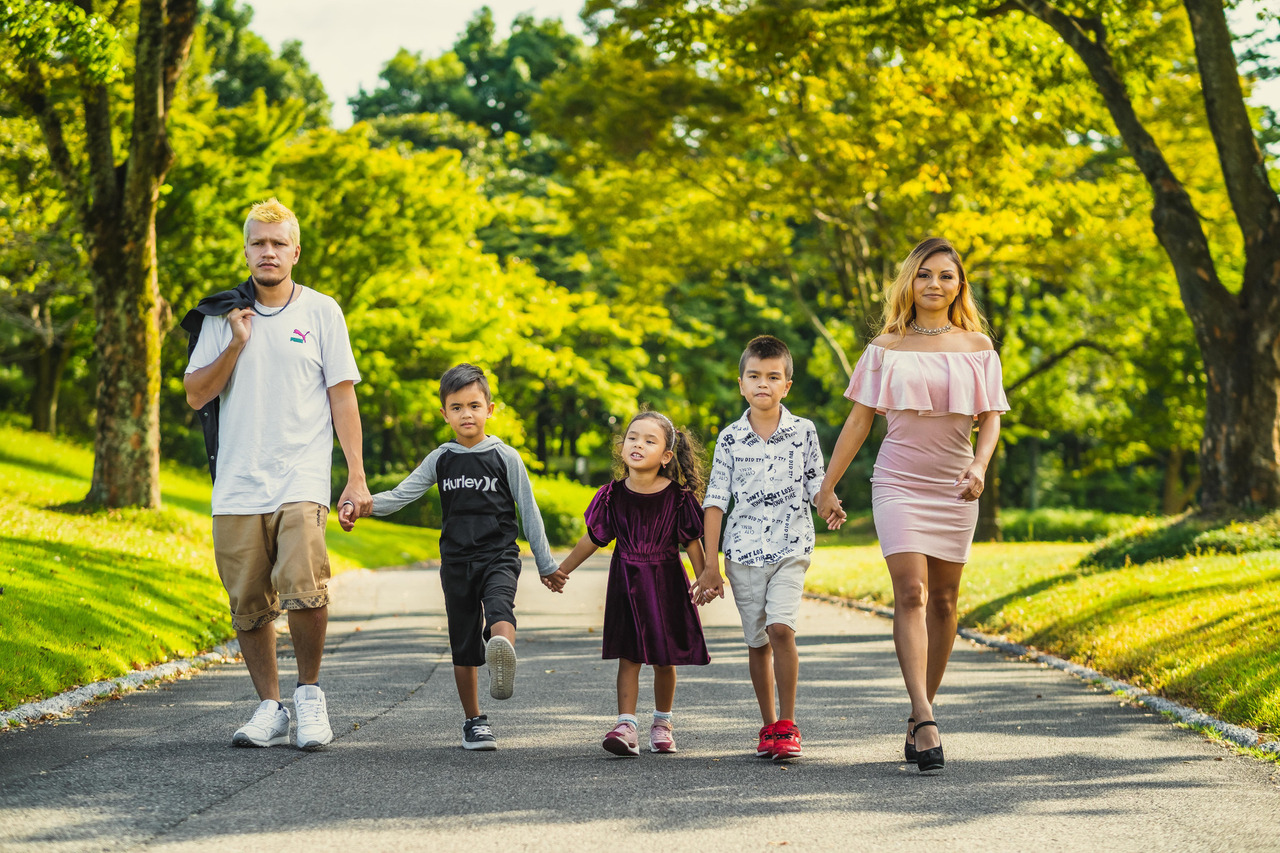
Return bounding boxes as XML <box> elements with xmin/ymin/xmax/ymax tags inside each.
<box><xmin>2</xmin><ymin>555</ymin><xmax>1277</xmax><ymax>852</ymax></box>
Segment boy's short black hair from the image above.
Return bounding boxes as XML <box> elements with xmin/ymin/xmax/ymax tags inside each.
<box><xmin>739</xmin><ymin>335</ymin><xmax>794</xmax><ymax>380</ymax></box>
<box><xmin>440</xmin><ymin>363</ymin><xmax>491</xmax><ymax>404</ymax></box>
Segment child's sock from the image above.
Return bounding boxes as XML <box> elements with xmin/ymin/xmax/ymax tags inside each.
<box><xmin>617</xmin><ymin>713</ymin><xmax>639</xmax><ymax>729</ymax></box>
<box><xmin>652</xmin><ymin>710</ymin><xmax>673</xmax><ymax>726</ymax></box>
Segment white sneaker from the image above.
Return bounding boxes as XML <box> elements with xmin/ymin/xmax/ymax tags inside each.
<box><xmin>232</xmin><ymin>700</ymin><xmax>291</xmax><ymax>747</ymax></box>
<box><xmin>293</xmin><ymin>684</ymin><xmax>334</xmax><ymax>749</ymax></box>
<box><xmin>485</xmin><ymin>636</ymin><xmax>517</xmax><ymax>700</ymax></box>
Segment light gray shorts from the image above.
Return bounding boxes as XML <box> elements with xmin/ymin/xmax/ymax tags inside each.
<box><xmin>724</xmin><ymin>554</ymin><xmax>811</xmax><ymax>647</ymax></box>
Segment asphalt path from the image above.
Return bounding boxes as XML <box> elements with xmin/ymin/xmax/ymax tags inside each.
<box><xmin>1</xmin><ymin>554</ymin><xmax>1278</xmax><ymax>852</ymax></box>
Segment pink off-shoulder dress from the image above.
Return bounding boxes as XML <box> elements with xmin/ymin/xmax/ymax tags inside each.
<box><xmin>844</xmin><ymin>344</ymin><xmax>1010</xmax><ymax>563</ymax></box>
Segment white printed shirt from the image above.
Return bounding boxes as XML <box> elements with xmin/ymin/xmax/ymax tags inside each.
<box><xmin>703</xmin><ymin>406</ymin><xmax>826</xmax><ymax>566</ymax></box>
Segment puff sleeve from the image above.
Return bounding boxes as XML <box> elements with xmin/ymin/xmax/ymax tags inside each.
<box><xmin>584</xmin><ymin>481</ymin><xmax>617</xmax><ymax>547</ymax></box>
<box><xmin>676</xmin><ymin>488</ymin><xmax>705</xmax><ymax>546</ymax></box>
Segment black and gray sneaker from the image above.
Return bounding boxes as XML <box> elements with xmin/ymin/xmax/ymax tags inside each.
<box><xmin>463</xmin><ymin>714</ymin><xmax>497</xmax><ymax>751</ymax></box>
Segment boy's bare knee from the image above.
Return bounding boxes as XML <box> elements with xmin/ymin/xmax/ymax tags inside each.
<box><xmin>765</xmin><ymin>623</ymin><xmax>796</xmax><ymax>644</ymax></box>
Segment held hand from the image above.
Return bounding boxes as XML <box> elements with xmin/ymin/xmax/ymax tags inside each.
<box><xmin>815</xmin><ymin>488</ymin><xmax>841</xmax><ymax>524</ymax></box>
<box><xmin>956</xmin><ymin>464</ymin><xmax>986</xmax><ymax>502</ymax></box>
<box><xmin>542</xmin><ymin>569</ymin><xmax>570</xmax><ymax>593</ymax></box>
<box><xmin>691</xmin><ymin>566</ymin><xmax>724</xmax><ymax>606</ymax></box>
<box><xmin>227</xmin><ymin>306</ymin><xmax>254</xmax><ymax>346</ymax></box>
<box><xmin>338</xmin><ymin>501</ymin><xmax>357</xmax><ymax>532</ymax></box>
<box><xmin>823</xmin><ymin>504</ymin><xmax>848</xmax><ymax>530</ymax></box>
<box><xmin>338</xmin><ymin>480</ymin><xmax>373</xmax><ymax>522</ymax></box>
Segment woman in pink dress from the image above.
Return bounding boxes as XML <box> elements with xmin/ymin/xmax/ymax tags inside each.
<box><xmin>816</xmin><ymin>237</ymin><xmax>1009</xmax><ymax>775</ymax></box>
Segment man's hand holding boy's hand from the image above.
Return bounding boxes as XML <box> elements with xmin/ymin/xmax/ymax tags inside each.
<box><xmin>542</xmin><ymin>568</ymin><xmax>570</xmax><ymax>593</ymax></box>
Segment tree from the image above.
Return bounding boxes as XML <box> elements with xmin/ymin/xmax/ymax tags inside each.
<box><xmin>199</xmin><ymin>0</ymin><xmax>330</xmax><ymax>129</ymax></box>
<box><xmin>3</xmin><ymin>0</ymin><xmax>200</xmax><ymax>507</ymax></box>
<box><xmin>350</xmin><ymin>7</ymin><xmax>582</xmax><ymax>139</ymax></box>
<box><xmin>0</xmin><ymin>116</ymin><xmax>92</xmax><ymax>435</ymax></box>
<box><xmin>873</xmin><ymin>0</ymin><xmax>1280</xmax><ymax>511</ymax></box>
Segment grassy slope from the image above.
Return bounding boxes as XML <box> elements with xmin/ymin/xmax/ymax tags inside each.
<box><xmin>0</xmin><ymin>427</ymin><xmax>439</xmax><ymax>710</ymax></box>
<box><xmin>808</xmin><ymin>542</ymin><xmax>1280</xmax><ymax>733</ymax></box>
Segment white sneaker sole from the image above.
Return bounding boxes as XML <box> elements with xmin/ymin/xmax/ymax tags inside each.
<box><xmin>486</xmin><ymin>636</ymin><xmax>517</xmax><ymax>700</ymax></box>
<box><xmin>232</xmin><ymin>731</ymin><xmax>289</xmax><ymax>748</ymax></box>
<box><xmin>296</xmin><ymin>730</ymin><xmax>333</xmax><ymax>750</ymax></box>
<box><xmin>463</xmin><ymin>739</ymin><xmax>498</xmax><ymax>751</ymax></box>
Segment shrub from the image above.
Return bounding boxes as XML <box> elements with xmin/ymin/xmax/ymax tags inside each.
<box><xmin>999</xmin><ymin>508</ymin><xmax>1145</xmax><ymax>543</ymax></box>
<box><xmin>528</xmin><ymin>475</ymin><xmax>597</xmax><ymax>547</ymax></box>
<box><xmin>1083</xmin><ymin>509</ymin><xmax>1280</xmax><ymax>568</ymax></box>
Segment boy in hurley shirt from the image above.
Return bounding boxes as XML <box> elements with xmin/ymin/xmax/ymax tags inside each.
<box><xmin>340</xmin><ymin>363</ymin><xmax>557</xmax><ymax>750</ymax></box>
<box><xmin>696</xmin><ymin>335</ymin><xmax>843</xmax><ymax>760</ymax></box>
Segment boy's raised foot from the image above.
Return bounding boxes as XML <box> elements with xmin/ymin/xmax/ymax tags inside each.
<box><xmin>755</xmin><ymin>721</ymin><xmax>778</xmax><ymax>758</ymax></box>
<box><xmin>463</xmin><ymin>714</ymin><xmax>498</xmax><ymax>750</ymax></box>
<box><xmin>771</xmin><ymin>719</ymin><xmax>802</xmax><ymax>760</ymax></box>
<box><xmin>232</xmin><ymin>700</ymin><xmax>291</xmax><ymax>747</ymax></box>
<box><xmin>603</xmin><ymin>721</ymin><xmax>640</xmax><ymax>757</ymax></box>
<box><xmin>485</xmin><ymin>635</ymin><xmax>517</xmax><ymax>700</ymax></box>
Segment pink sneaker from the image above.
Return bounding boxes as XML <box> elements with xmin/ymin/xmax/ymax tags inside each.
<box><xmin>603</xmin><ymin>721</ymin><xmax>640</xmax><ymax>757</ymax></box>
<box><xmin>649</xmin><ymin>721</ymin><xmax>677</xmax><ymax>753</ymax></box>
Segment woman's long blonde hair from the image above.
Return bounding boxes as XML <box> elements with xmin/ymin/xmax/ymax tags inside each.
<box><xmin>878</xmin><ymin>237</ymin><xmax>988</xmax><ymax>339</ymax></box>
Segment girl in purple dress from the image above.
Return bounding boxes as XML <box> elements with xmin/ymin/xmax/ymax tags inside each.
<box><xmin>545</xmin><ymin>411</ymin><xmax>709</xmax><ymax>757</ymax></box>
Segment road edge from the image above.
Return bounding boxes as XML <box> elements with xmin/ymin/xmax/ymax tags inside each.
<box><xmin>805</xmin><ymin>591</ymin><xmax>1280</xmax><ymax>757</ymax></box>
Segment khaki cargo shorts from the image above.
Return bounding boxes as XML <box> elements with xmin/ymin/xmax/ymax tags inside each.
<box><xmin>212</xmin><ymin>501</ymin><xmax>331</xmax><ymax>632</ymax></box>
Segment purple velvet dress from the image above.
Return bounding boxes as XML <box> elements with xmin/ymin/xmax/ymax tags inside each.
<box><xmin>585</xmin><ymin>479</ymin><xmax>711</xmax><ymax>667</ymax></box>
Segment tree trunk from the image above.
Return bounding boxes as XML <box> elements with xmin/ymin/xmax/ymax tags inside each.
<box><xmin>30</xmin><ymin>334</ymin><xmax>69</xmax><ymax>435</ymax></box>
<box><xmin>12</xmin><ymin>0</ymin><xmax>198</xmax><ymax>507</ymax></box>
<box><xmin>1012</xmin><ymin>0</ymin><xmax>1280</xmax><ymax>512</ymax></box>
<box><xmin>975</xmin><ymin>438</ymin><xmax>1002</xmax><ymax>542</ymax></box>
<box><xmin>85</xmin><ymin>219</ymin><xmax>163</xmax><ymax>507</ymax></box>
<box><xmin>1027</xmin><ymin>436</ymin><xmax>1039</xmax><ymax>511</ymax></box>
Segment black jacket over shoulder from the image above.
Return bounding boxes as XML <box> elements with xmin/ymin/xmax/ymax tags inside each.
<box><xmin>179</xmin><ymin>279</ymin><xmax>256</xmax><ymax>482</ymax></box>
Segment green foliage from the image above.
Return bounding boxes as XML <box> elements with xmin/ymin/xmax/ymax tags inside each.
<box><xmin>808</xmin><ymin>540</ymin><xmax>1280</xmax><ymax>733</ymax></box>
<box><xmin>0</xmin><ymin>0</ymin><xmax>123</xmax><ymax>83</ymax></box>
<box><xmin>998</xmin><ymin>508</ymin><xmax>1145</xmax><ymax>542</ymax></box>
<box><xmin>200</xmin><ymin>0</ymin><xmax>332</xmax><ymax>128</ymax></box>
<box><xmin>1084</xmin><ymin>510</ymin><xmax>1280</xmax><ymax>568</ymax></box>
<box><xmin>350</xmin><ymin>8</ymin><xmax>582</xmax><ymax>138</ymax></box>
<box><xmin>527</xmin><ymin>476</ymin><xmax>595</xmax><ymax>546</ymax></box>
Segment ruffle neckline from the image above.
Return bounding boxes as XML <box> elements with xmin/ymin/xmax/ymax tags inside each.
<box><xmin>844</xmin><ymin>344</ymin><xmax>1010</xmax><ymax>418</ymax></box>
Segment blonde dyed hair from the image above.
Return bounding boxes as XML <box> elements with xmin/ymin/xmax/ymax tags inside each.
<box><xmin>879</xmin><ymin>237</ymin><xmax>987</xmax><ymax>340</ymax></box>
<box><xmin>243</xmin><ymin>197</ymin><xmax>300</xmax><ymax>245</ymax></box>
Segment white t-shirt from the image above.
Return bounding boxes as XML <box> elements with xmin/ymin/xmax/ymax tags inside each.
<box><xmin>185</xmin><ymin>285</ymin><xmax>361</xmax><ymax>515</ymax></box>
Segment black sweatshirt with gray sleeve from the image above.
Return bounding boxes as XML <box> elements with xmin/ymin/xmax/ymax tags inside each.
<box><xmin>370</xmin><ymin>436</ymin><xmax>557</xmax><ymax>576</ymax></box>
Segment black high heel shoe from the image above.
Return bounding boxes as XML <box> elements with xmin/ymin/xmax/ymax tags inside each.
<box><xmin>904</xmin><ymin>717</ymin><xmax>918</xmax><ymax>764</ymax></box>
<box><xmin>912</xmin><ymin>720</ymin><xmax>944</xmax><ymax>774</ymax></box>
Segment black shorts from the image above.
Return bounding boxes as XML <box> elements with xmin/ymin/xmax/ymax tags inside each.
<box><xmin>440</xmin><ymin>550</ymin><xmax>521</xmax><ymax>666</ymax></box>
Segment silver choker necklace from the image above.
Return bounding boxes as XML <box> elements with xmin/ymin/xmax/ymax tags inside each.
<box><xmin>910</xmin><ymin>320</ymin><xmax>951</xmax><ymax>336</ymax></box>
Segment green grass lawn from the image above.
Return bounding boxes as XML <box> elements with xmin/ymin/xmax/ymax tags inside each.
<box><xmin>808</xmin><ymin>541</ymin><xmax>1280</xmax><ymax>734</ymax></box>
<box><xmin>0</xmin><ymin>426</ymin><xmax>439</xmax><ymax>712</ymax></box>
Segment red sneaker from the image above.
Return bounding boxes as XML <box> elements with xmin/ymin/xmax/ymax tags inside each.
<box><xmin>755</xmin><ymin>721</ymin><xmax>778</xmax><ymax>757</ymax></box>
<box><xmin>771</xmin><ymin>719</ymin><xmax>802</xmax><ymax>760</ymax></box>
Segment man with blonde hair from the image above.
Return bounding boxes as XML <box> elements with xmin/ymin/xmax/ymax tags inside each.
<box><xmin>181</xmin><ymin>197</ymin><xmax>371</xmax><ymax>749</ymax></box>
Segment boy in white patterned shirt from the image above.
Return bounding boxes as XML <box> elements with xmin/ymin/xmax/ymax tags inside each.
<box><xmin>696</xmin><ymin>335</ymin><xmax>844</xmax><ymax>760</ymax></box>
